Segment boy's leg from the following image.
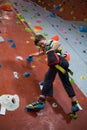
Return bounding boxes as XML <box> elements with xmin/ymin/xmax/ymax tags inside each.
<box><xmin>41</xmin><ymin>67</ymin><xmax>57</xmax><ymax>97</ymax></box>
<box><xmin>58</xmin><ymin>71</ymin><xmax>82</xmax><ymax>117</ymax></box>
<box><xmin>26</xmin><ymin>67</ymin><xmax>57</xmax><ymax>110</ymax></box>
<box><xmin>58</xmin><ymin>71</ymin><xmax>76</xmax><ymax>98</ymax></box>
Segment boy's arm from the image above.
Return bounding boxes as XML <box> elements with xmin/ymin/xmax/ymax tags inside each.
<box><xmin>29</xmin><ymin>50</ymin><xmax>45</xmax><ymax>57</ymax></box>
<box><xmin>52</xmin><ymin>41</ymin><xmax>61</xmax><ymax>51</ymax></box>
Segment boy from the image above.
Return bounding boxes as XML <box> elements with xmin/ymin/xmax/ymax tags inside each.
<box><xmin>26</xmin><ymin>34</ymin><xmax>81</xmax><ymax>117</ymax></box>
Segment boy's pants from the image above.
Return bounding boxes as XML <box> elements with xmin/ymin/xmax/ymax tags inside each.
<box><xmin>41</xmin><ymin>66</ymin><xmax>76</xmax><ymax>98</ymax></box>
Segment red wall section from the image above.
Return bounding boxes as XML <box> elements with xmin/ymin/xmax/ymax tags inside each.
<box><xmin>33</xmin><ymin>0</ymin><xmax>87</xmax><ymax>21</ymax></box>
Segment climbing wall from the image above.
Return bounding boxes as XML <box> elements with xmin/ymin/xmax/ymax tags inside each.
<box><xmin>33</xmin><ymin>0</ymin><xmax>87</xmax><ymax>21</ymax></box>
<box><xmin>0</xmin><ymin>1</ymin><xmax>87</xmax><ymax>130</ymax></box>
<box><xmin>8</xmin><ymin>0</ymin><xmax>87</xmax><ymax>97</ymax></box>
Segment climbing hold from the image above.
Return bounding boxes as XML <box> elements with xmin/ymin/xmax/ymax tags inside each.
<box><xmin>51</xmin><ymin>35</ymin><xmax>59</xmax><ymax>41</ymax></box>
<box><xmin>11</xmin><ymin>43</ymin><xmax>16</xmax><ymax>48</ymax></box>
<box><xmin>0</xmin><ymin>36</ymin><xmax>4</xmax><ymax>42</ymax></box>
<box><xmin>13</xmin><ymin>72</ymin><xmax>19</xmax><ymax>79</ymax></box>
<box><xmin>34</xmin><ymin>26</ymin><xmax>43</xmax><ymax>30</ymax></box>
<box><xmin>49</xmin><ymin>12</ymin><xmax>56</xmax><ymax>18</ymax></box>
<box><xmin>24</xmin><ymin>72</ymin><xmax>30</xmax><ymax>77</ymax></box>
<box><xmin>7</xmin><ymin>39</ymin><xmax>13</xmax><ymax>42</ymax></box>
<box><xmin>54</xmin><ymin>5</ymin><xmax>60</xmax><ymax>10</ymax></box>
<box><xmin>79</xmin><ymin>26</ymin><xmax>87</xmax><ymax>32</ymax></box>
<box><xmin>52</xmin><ymin>102</ymin><xmax>58</xmax><ymax>108</ymax></box>
<box><xmin>0</xmin><ymin>64</ymin><xmax>2</xmax><ymax>68</ymax></box>
<box><xmin>26</xmin><ymin>56</ymin><xmax>33</xmax><ymax>62</ymax></box>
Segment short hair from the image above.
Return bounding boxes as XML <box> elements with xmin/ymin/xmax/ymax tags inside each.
<box><xmin>34</xmin><ymin>34</ymin><xmax>46</xmax><ymax>45</ymax></box>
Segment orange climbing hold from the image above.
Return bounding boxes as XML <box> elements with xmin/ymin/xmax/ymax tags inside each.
<box><xmin>34</xmin><ymin>26</ymin><xmax>43</xmax><ymax>30</ymax></box>
<box><xmin>64</xmin><ymin>52</ymin><xmax>71</xmax><ymax>61</ymax></box>
<box><xmin>51</xmin><ymin>35</ymin><xmax>59</xmax><ymax>41</ymax></box>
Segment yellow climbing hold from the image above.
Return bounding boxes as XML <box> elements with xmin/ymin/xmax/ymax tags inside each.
<box><xmin>80</xmin><ymin>75</ymin><xmax>86</xmax><ymax>80</ymax></box>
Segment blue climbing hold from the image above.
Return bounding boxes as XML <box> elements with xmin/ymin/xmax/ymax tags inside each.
<box><xmin>49</xmin><ymin>12</ymin><xmax>56</xmax><ymax>18</ymax></box>
<box><xmin>54</xmin><ymin>5</ymin><xmax>60</xmax><ymax>10</ymax></box>
<box><xmin>79</xmin><ymin>26</ymin><xmax>87</xmax><ymax>32</ymax></box>
<box><xmin>11</xmin><ymin>43</ymin><xmax>16</xmax><ymax>48</ymax></box>
<box><xmin>26</xmin><ymin>56</ymin><xmax>33</xmax><ymax>62</ymax></box>
<box><xmin>24</xmin><ymin>72</ymin><xmax>30</xmax><ymax>77</ymax></box>
<box><xmin>8</xmin><ymin>39</ymin><xmax>14</xmax><ymax>42</ymax></box>
<box><xmin>0</xmin><ymin>64</ymin><xmax>2</xmax><ymax>68</ymax></box>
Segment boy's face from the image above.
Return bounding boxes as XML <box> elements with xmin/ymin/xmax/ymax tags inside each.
<box><xmin>37</xmin><ymin>39</ymin><xmax>47</xmax><ymax>48</ymax></box>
